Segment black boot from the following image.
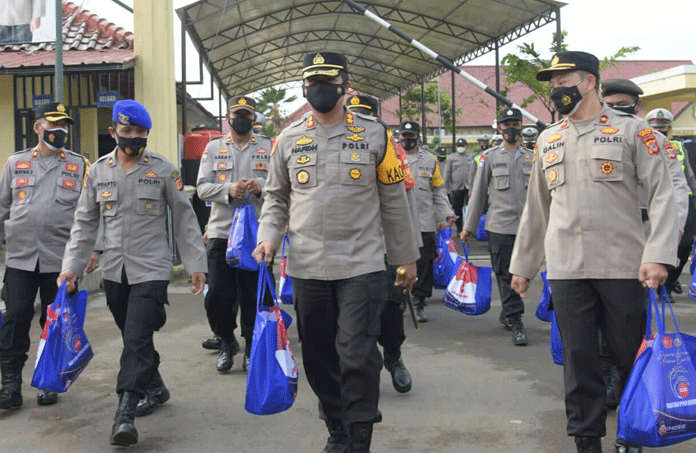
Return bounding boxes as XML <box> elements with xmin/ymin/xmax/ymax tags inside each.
<box><xmin>575</xmin><ymin>436</ymin><xmax>602</xmax><ymax>453</ymax></box>
<box><xmin>615</xmin><ymin>439</ymin><xmax>642</xmax><ymax>453</ymax></box>
<box><xmin>202</xmin><ymin>334</ymin><xmax>222</xmax><ymax>350</ymax></box>
<box><xmin>510</xmin><ymin>314</ymin><xmax>528</xmax><ymax>346</ymax></box>
<box><xmin>0</xmin><ymin>360</ymin><xmax>23</xmax><ymax>410</ymax></box>
<box><xmin>322</xmin><ymin>419</ymin><xmax>349</xmax><ymax>453</ymax></box>
<box><xmin>413</xmin><ymin>296</ymin><xmax>427</xmax><ymax>322</ymax></box>
<box><xmin>349</xmin><ymin>423</ymin><xmax>373</xmax><ymax>453</ymax></box>
<box><xmin>383</xmin><ymin>354</ymin><xmax>412</xmax><ymax>393</ymax></box>
<box><xmin>135</xmin><ymin>374</ymin><xmax>170</xmax><ymax>417</ymax></box>
<box><xmin>498</xmin><ymin>312</ymin><xmax>513</xmax><ymax>331</ymax></box>
<box><xmin>216</xmin><ymin>336</ymin><xmax>240</xmax><ymax>373</ymax></box>
<box><xmin>110</xmin><ymin>391</ymin><xmax>139</xmax><ymax>446</ymax></box>
<box><xmin>37</xmin><ymin>389</ymin><xmax>58</xmax><ymax>406</ymax></box>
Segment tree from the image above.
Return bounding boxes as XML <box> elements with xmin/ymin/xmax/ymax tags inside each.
<box><xmin>255</xmin><ymin>86</ymin><xmax>298</xmax><ymax>134</ymax></box>
<box><xmin>396</xmin><ymin>81</ymin><xmax>463</xmax><ymax>141</ymax></box>
<box><xmin>500</xmin><ymin>31</ymin><xmax>639</xmax><ymax>123</ymax></box>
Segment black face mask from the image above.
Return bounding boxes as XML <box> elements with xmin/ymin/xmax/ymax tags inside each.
<box><xmin>550</xmin><ymin>78</ymin><xmax>585</xmax><ymax>116</ymax></box>
<box><xmin>303</xmin><ymin>81</ymin><xmax>345</xmax><ymax>114</ymax></box>
<box><xmin>400</xmin><ymin>138</ymin><xmax>418</xmax><ymax>151</ymax></box>
<box><xmin>43</xmin><ymin>127</ymin><xmax>68</xmax><ymax>150</ymax></box>
<box><xmin>116</xmin><ymin>134</ymin><xmax>147</xmax><ymax>156</ymax></box>
<box><xmin>230</xmin><ymin>116</ymin><xmax>253</xmax><ymax>135</ymax></box>
<box><xmin>501</xmin><ymin>127</ymin><xmax>521</xmax><ymax>144</ymax></box>
<box><xmin>609</xmin><ymin>103</ymin><xmax>637</xmax><ymax>115</ymax></box>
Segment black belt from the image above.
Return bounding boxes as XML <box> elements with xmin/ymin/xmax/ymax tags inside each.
<box><xmin>641</xmin><ymin>208</ymin><xmax>649</xmax><ymax>222</ymax></box>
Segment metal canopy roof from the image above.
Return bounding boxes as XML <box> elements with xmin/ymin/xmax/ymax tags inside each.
<box><xmin>177</xmin><ymin>0</ymin><xmax>564</xmax><ymax>100</ymax></box>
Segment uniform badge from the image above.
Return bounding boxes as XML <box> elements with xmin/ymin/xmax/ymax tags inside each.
<box><xmin>108</xmin><ymin>157</ymin><xmax>114</xmax><ymax>165</ymax></box>
<box><xmin>257</xmin><ymin>148</ymin><xmax>267</xmax><ymax>154</ymax></box>
<box><xmin>600</xmin><ymin>126</ymin><xmax>619</xmax><ymax>135</ymax></box>
<box><xmin>142</xmin><ymin>155</ymin><xmax>150</xmax><ymax>164</ymax></box>
<box><xmin>296</xmin><ymin>155</ymin><xmax>311</xmax><ymax>164</ymax></box>
<box><xmin>545</xmin><ymin>152</ymin><xmax>558</xmax><ymax>164</ymax></box>
<box><xmin>175</xmin><ymin>176</ymin><xmax>184</xmax><ymax>191</ymax></box>
<box><xmin>665</xmin><ymin>142</ymin><xmax>678</xmax><ymax>159</ymax></box>
<box><xmin>31</xmin><ymin>149</ymin><xmax>39</xmax><ymax>159</ymax></box>
<box><xmin>306</xmin><ymin>115</ymin><xmax>315</xmax><ymax>129</ymax></box>
<box><xmin>145</xmin><ymin>170</ymin><xmax>157</xmax><ymax>178</ymax></box>
<box><xmin>226</xmin><ymin>135</ymin><xmax>232</xmax><ymax>143</ymax></box>
<box><xmin>350</xmin><ymin>153</ymin><xmax>361</xmax><ymax>162</ymax></box>
<box><xmin>201</xmin><ymin>150</ymin><xmax>209</xmax><ymax>163</ymax></box>
<box><xmin>101</xmin><ymin>191</ymin><xmax>112</xmax><ymax>198</ymax></box>
<box><xmin>350</xmin><ymin>96</ymin><xmax>361</xmax><ymax>106</ymax></box>
<box><xmin>548</xmin><ymin>133</ymin><xmax>562</xmax><ymax>143</ymax></box>
<box><xmin>548</xmin><ymin>169</ymin><xmax>558</xmax><ymax>182</ymax></box>
<box><xmin>600</xmin><ymin>162</ymin><xmax>614</xmax><ymax>174</ymax></box>
<box><xmin>347</xmin><ymin>126</ymin><xmax>365</xmax><ymax>133</ymax></box>
<box><xmin>599</xmin><ymin>114</ymin><xmax>609</xmax><ymax>125</ymax></box>
<box><xmin>296</xmin><ymin>170</ymin><xmax>310</xmax><ymax>184</ymax></box>
<box><xmin>218</xmin><ymin>147</ymin><xmax>229</xmax><ymax>153</ymax></box>
<box><xmin>59</xmin><ymin>151</ymin><xmax>66</xmax><ymax>160</ymax></box>
<box><xmin>62</xmin><ymin>178</ymin><xmax>77</xmax><ymax>189</ymax></box>
<box><xmin>15</xmin><ymin>177</ymin><xmax>29</xmax><ymax>187</ymax></box>
<box><xmin>171</xmin><ymin>170</ymin><xmax>179</xmax><ymax>179</ymax></box>
<box><xmin>346</xmin><ymin>112</ymin><xmax>355</xmax><ymax>125</ymax></box>
<box><xmin>83</xmin><ymin>174</ymin><xmax>91</xmax><ymax>188</ymax></box>
<box><xmin>18</xmin><ymin>190</ymin><xmax>27</xmax><ymax>200</ymax></box>
<box><xmin>675</xmin><ymin>337</ymin><xmax>682</xmax><ymax>347</ymax></box>
<box><xmin>255</xmin><ymin>162</ymin><xmax>267</xmax><ymax>171</ymax></box>
<box><xmin>65</xmin><ymin>162</ymin><xmax>79</xmax><ymax>173</ymax></box>
<box><xmin>638</xmin><ymin>128</ymin><xmax>660</xmax><ymax>155</ymax></box>
<box><xmin>218</xmin><ymin>173</ymin><xmax>227</xmax><ymax>182</ymax></box>
<box><xmin>15</xmin><ymin>161</ymin><xmax>31</xmax><ymax>170</ymax></box>
<box><xmin>296</xmin><ymin>136</ymin><xmax>313</xmax><ymax>145</ymax></box>
<box><xmin>144</xmin><ymin>202</ymin><xmax>154</xmax><ymax>212</ymax></box>
<box><xmin>217</xmin><ymin>162</ymin><xmax>228</xmax><ymax>170</ymax></box>
<box><xmin>118</xmin><ymin>112</ymin><xmax>130</xmax><ymax>125</ymax></box>
<box><xmin>251</xmin><ymin>136</ymin><xmax>257</xmax><ymax>144</ymax></box>
<box><xmin>350</xmin><ymin>168</ymin><xmax>361</xmax><ymax>180</ymax></box>
<box><xmin>105</xmin><ymin>202</ymin><xmax>113</xmax><ymax>210</ymax></box>
<box><xmin>346</xmin><ymin>134</ymin><xmax>365</xmax><ymax>142</ymax></box>
<box><xmin>560</xmin><ymin>119</ymin><xmax>569</xmax><ymax>129</ymax></box>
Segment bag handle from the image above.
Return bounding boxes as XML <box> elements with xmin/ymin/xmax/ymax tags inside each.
<box><xmin>660</xmin><ymin>285</ymin><xmax>682</xmax><ymax>335</ymax></box>
<box><xmin>281</xmin><ymin>235</ymin><xmax>289</xmax><ymax>259</ymax></box>
<box><xmin>646</xmin><ymin>287</ymin><xmax>664</xmax><ymax>338</ymax></box>
<box><xmin>256</xmin><ymin>263</ymin><xmax>279</xmax><ymax>312</ymax></box>
<box><xmin>463</xmin><ymin>243</ymin><xmax>470</xmax><ymax>263</ymax></box>
<box><xmin>240</xmin><ymin>193</ymin><xmax>252</xmax><ymax>207</ymax></box>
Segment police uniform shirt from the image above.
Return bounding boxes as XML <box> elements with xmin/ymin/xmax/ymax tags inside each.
<box><xmin>196</xmin><ymin>131</ymin><xmax>272</xmax><ymax>240</ymax></box>
<box><xmin>0</xmin><ymin>148</ymin><xmax>88</xmax><ymax>272</ymax></box>
<box><xmin>409</xmin><ymin>148</ymin><xmax>453</xmax><ymax>233</ymax></box>
<box><xmin>509</xmin><ymin>105</ymin><xmax>678</xmax><ymax>281</ymax></box>
<box><xmin>464</xmin><ymin>144</ymin><xmax>534</xmax><ymax>235</ymax></box>
<box><xmin>257</xmin><ymin>109</ymin><xmax>420</xmax><ymax>280</ymax></box>
<box><xmin>444</xmin><ymin>152</ymin><xmax>475</xmax><ymax>192</ymax></box>
<box><xmin>62</xmin><ymin>149</ymin><xmax>207</xmax><ymax>284</ymax></box>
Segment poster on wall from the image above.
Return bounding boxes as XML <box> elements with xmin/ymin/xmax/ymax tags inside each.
<box><xmin>0</xmin><ymin>0</ymin><xmax>57</xmax><ymax>45</ymax></box>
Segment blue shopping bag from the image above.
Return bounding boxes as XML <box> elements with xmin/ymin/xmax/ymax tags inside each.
<box><xmin>433</xmin><ymin>228</ymin><xmax>462</xmax><ymax>289</ymax></box>
<box><xmin>31</xmin><ymin>282</ymin><xmax>93</xmax><ymax>393</ymax></box>
<box><xmin>550</xmin><ymin>312</ymin><xmax>564</xmax><ymax>365</ymax></box>
<box><xmin>476</xmin><ymin>214</ymin><xmax>488</xmax><ymax>241</ymax></box>
<box><xmin>442</xmin><ymin>245</ymin><xmax>492</xmax><ymax>315</ymax></box>
<box><xmin>245</xmin><ymin>264</ymin><xmax>298</xmax><ymax>415</ymax></box>
<box><xmin>226</xmin><ymin>195</ymin><xmax>260</xmax><ymax>271</ymax></box>
<box><xmin>617</xmin><ymin>287</ymin><xmax>696</xmax><ymax>447</ymax></box>
<box><xmin>535</xmin><ymin>270</ymin><xmax>553</xmax><ymax>322</ymax></box>
<box><xmin>278</xmin><ymin>235</ymin><xmax>293</xmax><ymax>305</ymax></box>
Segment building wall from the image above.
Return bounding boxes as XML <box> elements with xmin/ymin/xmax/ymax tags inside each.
<box><xmin>0</xmin><ymin>75</ymin><xmax>16</xmax><ymax>165</ymax></box>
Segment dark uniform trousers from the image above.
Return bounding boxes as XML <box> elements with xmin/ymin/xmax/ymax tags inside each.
<box><xmin>412</xmin><ymin>232</ymin><xmax>436</xmax><ymax>299</ymax></box>
<box><xmin>103</xmin><ymin>269</ymin><xmax>169</xmax><ymax>398</ymax></box>
<box><xmin>549</xmin><ymin>279</ymin><xmax>647</xmax><ymax>437</ymax></box>
<box><xmin>487</xmin><ymin>231</ymin><xmax>524</xmax><ymax>318</ymax></box>
<box><xmin>451</xmin><ymin>190</ymin><xmax>469</xmax><ymax>232</ymax></box>
<box><xmin>205</xmin><ymin>238</ymin><xmax>273</xmax><ymax>346</ymax></box>
<box><xmin>378</xmin><ymin>262</ymin><xmax>405</xmax><ymax>359</ymax></box>
<box><xmin>293</xmin><ymin>271</ymin><xmax>386</xmax><ymax>428</ymax></box>
<box><xmin>0</xmin><ymin>264</ymin><xmax>59</xmax><ymax>364</ymax></box>
<box><xmin>666</xmin><ymin>195</ymin><xmax>696</xmax><ymax>289</ymax></box>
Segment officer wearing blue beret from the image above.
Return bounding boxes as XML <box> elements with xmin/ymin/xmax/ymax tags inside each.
<box><xmin>59</xmin><ymin>99</ymin><xmax>208</xmax><ymax>447</ymax></box>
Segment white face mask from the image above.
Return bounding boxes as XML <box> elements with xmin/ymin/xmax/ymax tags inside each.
<box><xmin>456</xmin><ymin>147</ymin><xmax>466</xmax><ymax>154</ymax></box>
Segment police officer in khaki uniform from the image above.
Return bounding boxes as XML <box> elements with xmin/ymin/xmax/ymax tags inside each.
<box><xmin>400</xmin><ymin>121</ymin><xmax>456</xmax><ymax>323</ymax></box>
<box><xmin>509</xmin><ymin>52</ymin><xmax>677</xmax><ymax>453</ymax></box>
<box><xmin>58</xmin><ymin>100</ymin><xmax>207</xmax><ymax>447</ymax></box>
<box><xmin>0</xmin><ymin>102</ymin><xmax>92</xmax><ymax>411</ymax></box>
<box><xmin>444</xmin><ymin>138</ymin><xmax>475</xmax><ymax>232</ymax></box>
<box><xmin>346</xmin><ymin>94</ymin><xmax>418</xmax><ymax>395</ymax></box>
<box><xmin>196</xmin><ymin>95</ymin><xmax>273</xmax><ymax>373</ymax></box>
<box><xmin>253</xmin><ymin>52</ymin><xmax>419</xmax><ymax>453</ymax></box>
<box><xmin>462</xmin><ymin>108</ymin><xmax>533</xmax><ymax>346</ymax></box>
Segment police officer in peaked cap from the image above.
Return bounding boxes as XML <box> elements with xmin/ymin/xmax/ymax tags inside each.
<box><xmin>444</xmin><ymin>138</ymin><xmax>475</xmax><ymax>232</ymax></box>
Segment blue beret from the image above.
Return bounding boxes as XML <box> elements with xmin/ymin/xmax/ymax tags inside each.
<box><xmin>112</xmin><ymin>100</ymin><xmax>152</xmax><ymax>130</ymax></box>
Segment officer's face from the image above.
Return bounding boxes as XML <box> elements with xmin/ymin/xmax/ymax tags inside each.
<box><xmin>603</xmin><ymin>93</ymin><xmax>637</xmax><ymax>109</ymax></box>
<box><xmin>34</xmin><ymin>118</ymin><xmax>68</xmax><ymax>135</ymax></box>
<box><xmin>304</xmin><ymin>74</ymin><xmax>345</xmax><ymax>86</ymax></box>
<box><xmin>228</xmin><ymin>109</ymin><xmax>255</xmax><ymax>121</ymax></box>
<box><xmin>110</xmin><ymin>123</ymin><xmax>148</xmax><ymax>139</ymax></box>
<box><xmin>497</xmin><ymin>119</ymin><xmax>522</xmax><ymax>131</ymax></box>
<box><xmin>549</xmin><ymin>71</ymin><xmax>583</xmax><ymax>89</ymax></box>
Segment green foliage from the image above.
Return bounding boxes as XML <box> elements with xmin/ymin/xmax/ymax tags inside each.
<box><xmin>396</xmin><ymin>81</ymin><xmax>463</xmax><ymax>134</ymax></box>
<box><xmin>501</xmin><ymin>32</ymin><xmax>639</xmax><ymax>123</ymax></box>
<box><xmin>255</xmin><ymin>86</ymin><xmax>298</xmax><ymax>132</ymax></box>
<box><xmin>261</xmin><ymin>123</ymin><xmax>277</xmax><ymax>138</ymax></box>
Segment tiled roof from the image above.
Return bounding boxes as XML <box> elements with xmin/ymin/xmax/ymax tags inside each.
<box><xmin>0</xmin><ymin>1</ymin><xmax>134</xmax><ymax>70</ymax></box>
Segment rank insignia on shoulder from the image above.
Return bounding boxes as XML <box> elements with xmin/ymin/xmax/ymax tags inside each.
<box><xmin>101</xmin><ymin>191</ymin><xmax>112</xmax><ymax>198</ymax></box>
<box><xmin>145</xmin><ymin>170</ymin><xmax>157</xmax><ymax>178</ymax></box>
<box><xmin>599</xmin><ymin>114</ymin><xmax>609</xmax><ymax>125</ymax></box>
<box><xmin>350</xmin><ymin>168</ymin><xmax>361</xmax><ymax>180</ymax></box>
<box><xmin>218</xmin><ymin>173</ymin><xmax>227</xmax><ymax>182</ymax></box>
<box><xmin>350</xmin><ymin>153</ymin><xmax>361</xmax><ymax>162</ymax></box>
<box><xmin>226</xmin><ymin>135</ymin><xmax>232</xmax><ymax>143</ymax></box>
<box><xmin>346</xmin><ymin>112</ymin><xmax>354</xmax><ymax>125</ymax></box>
<box><xmin>296</xmin><ymin>136</ymin><xmax>314</xmax><ymax>145</ymax></box>
<box><xmin>560</xmin><ymin>119</ymin><xmax>569</xmax><ymax>129</ymax></box>
<box><xmin>108</xmin><ymin>157</ymin><xmax>114</xmax><ymax>165</ymax></box>
<box><xmin>306</xmin><ymin>115</ymin><xmax>315</xmax><ymax>128</ymax></box>
<box><xmin>59</xmin><ymin>151</ymin><xmax>66</xmax><ymax>160</ymax></box>
<box><xmin>547</xmin><ymin>169</ymin><xmax>558</xmax><ymax>182</ymax></box>
<box><xmin>257</xmin><ymin>148</ymin><xmax>267</xmax><ymax>154</ymax></box>
<box><xmin>545</xmin><ymin>152</ymin><xmax>558</xmax><ymax>164</ymax></box>
<box><xmin>600</xmin><ymin>126</ymin><xmax>619</xmax><ymax>135</ymax></box>
<box><xmin>297</xmin><ymin>170</ymin><xmax>310</xmax><ymax>184</ymax></box>
<box><xmin>296</xmin><ymin>155</ymin><xmax>311</xmax><ymax>164</ymax></box>
<box><xmin>601</xmin><ymin>162</ymin><xmax>614</xmax><ymax>174</ymax></box>
<box><xmin>31</xmin><ymin>150</ymin><xmax>39</xmax><ymax>159</ymax></box>
<box><xmin>347</xmin><ymin>126</ymin><xmax>365</xmax><ymax>133</ymax></box>
<box><xmin>548</xmin><ymin>133</ymin><xmax>562</xmax><ymax>143</ymax></box>
<box><xmin>143</xmin><ymin>156</ymin><xmax>150</xmax><ymax>164</ymax></box>
<box><xmin>251</xmin><ymin>136</ymin><xmax>257</xmax><ymax>143</ymax></box>
<box><xmin>346</xmin><ymin>134</ymin><xmax>365</xmax><ymax>142</ymax></box>
<box><xmin>255</xmin><ymin>162</ymin><xmax>267</xmax><ymax>171</ymax></box>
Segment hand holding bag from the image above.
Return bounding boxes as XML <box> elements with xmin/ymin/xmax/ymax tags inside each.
<box><xmin>245</xmin><ymin>264</ymin><xmax>298</xmax><ymax>415</ymax></box>
<box><xmin>535</xmin><ymin>270</ymin><xmax>553</xmax><ymax>322</ymax></box>
<box><xmin>226</xmin><ymin>194</ymin><xmax>260</xmax><ymax>271</ymax></box>
<box><xmin>31</xmin><ymin>281</ymin><xmax>93</xmax><ymax>393</ymax></box>
<box><xmin>617</xmin><ymin>286</ymin><xmax>696</xmax><ymax>447</ymax></box>
<box><xmin>442</xmin><ymin>244</ymin><xmax>492</xmax><ymax>315</ymax></box>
